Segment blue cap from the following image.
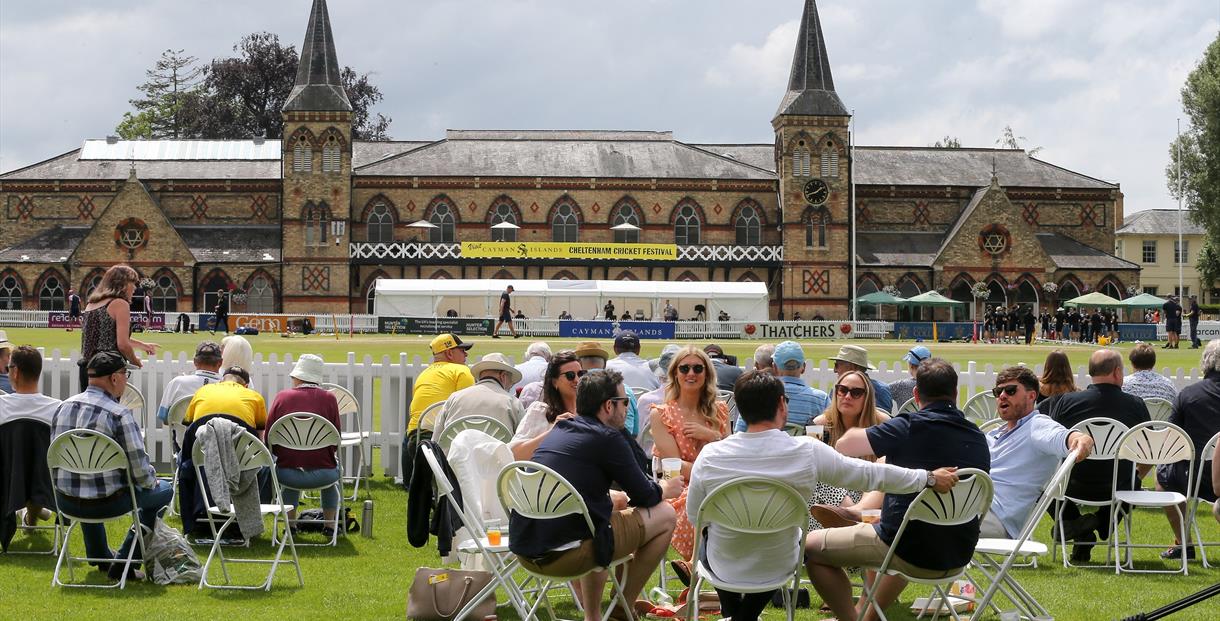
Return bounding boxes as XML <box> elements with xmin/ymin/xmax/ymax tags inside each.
<box><xmin>773</xmin><ymin>340</ymin><xmax>806</xmax><ymax>370</ymax></box>
<box><xmin>903</xmin><ymin>345</ymin><xmax>932</xmax><ymax>366</ymax></box>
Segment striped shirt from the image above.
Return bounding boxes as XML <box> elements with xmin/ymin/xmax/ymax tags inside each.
<box><xmin>51</xmin><ymin>386</ymin><xmax>157</xmax><ymax>499</ymax></box>
<box><xmin>1121</xmin><ymin>370</ymin><xmax>1179</xmax><ymax>403</ymax></box>
<box><xmin>735</xmin><ymin>375</ymin><xmax>830</xmax><ymax>432</ymax></box>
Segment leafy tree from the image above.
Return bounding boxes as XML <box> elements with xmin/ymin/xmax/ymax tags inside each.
<box><xmin>1197</xmin><ymin>238</ymin><xmax>1220</xmax><ymax>298</ymax></box>
<box><xmin>995</xmin><ymin>125</ymin><xmax>1043</xmax><ymax>156</ymax></box>
<box><xmin>116</xmin><ymin>49</ymin><xmax>203</xmax><ymax>139</ymax></box>
<box><xmin>1167</xmin><ymin>32</ymin><xmax>1220</xmax><ymax>281</ymax></box>
<box><xmin>930</xmin><ymin>136</ymin><xmax>961</xmax><ymax>148</ymax></box>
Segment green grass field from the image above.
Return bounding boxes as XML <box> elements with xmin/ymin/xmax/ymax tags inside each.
<box><xmin>2</xmin><ymin>327</ymin><xmax>1217</xmax><ymax>619</ymax></box>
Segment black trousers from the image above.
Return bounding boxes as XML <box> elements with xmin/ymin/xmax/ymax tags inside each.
<box><xmin>1190</xmin><ymin>321</ymin><xmax>1200</xmax><ymax>346</ymax></box>
<box><xmin>699</xmin><ymin>529</ymin><xmax>776</xmax><ymax>621</ymax></box>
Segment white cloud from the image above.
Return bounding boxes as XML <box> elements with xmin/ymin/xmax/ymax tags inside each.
<box><xmin>704</xmin><ymin>19</ymin><xmax>798</xmax><ymax>89</ymax></box>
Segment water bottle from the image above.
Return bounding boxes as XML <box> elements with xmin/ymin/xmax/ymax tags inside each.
<box><xmin>361</xmin><ymin>499</ymin><xmax>374</xmax><ymax>538</ymax></box>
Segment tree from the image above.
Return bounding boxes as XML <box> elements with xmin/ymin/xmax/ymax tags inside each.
<box><xmin>115</xmin><ymin>32</ymin><xmax>392</xmax><ymax>140</ymax></box>
<box><xmin>1197</xmin><ymin>239</ymin><xmax>1220</xmax><ymax>299</ymax></box>
<box><xmin>930</xmin><ymin>136</ymin><xmax>961</xmax><ymax>148</ymax></box>
<box><xmin>1167</xmin><ymin>32</ymin><xmax>1220</xmax><ymax>283</ymax></box>
<box><xmin>995</xmin><ymin>125</ymin><xmax>1043</xmax><ymax>156</ymax></box>
<box><xmin>116</xmin><ymin>49</ymin><xmax>203</xmax><ymax>139</ymax></box>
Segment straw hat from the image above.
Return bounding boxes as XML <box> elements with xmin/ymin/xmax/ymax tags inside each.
<box><xmin>471</xmin><ymin>353</ymin><xmax>522</xmax><ymax>387</ymax></box>
<box><xmin>574</xmin><ymin>341</ymin><xmax>609</xmax><ymax>360</ymax></box>
<box><xmin>828</xmin><ymin>345</ymin><xmax>876</xmax><ymax>371</ymax></box>
<box><xmin>290</xmin><ymin>354</ymin><xmax>325</xmax><ymax>384</ymax></box>
<box><xmin>0</xmin><ymin>330</ymin><xmax>12</xmax><ymax>352</ymax></box>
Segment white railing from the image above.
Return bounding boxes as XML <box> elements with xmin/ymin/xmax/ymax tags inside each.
<box><xmin>349</xmin><ymin>242</ymin><xmax>783</xmax><ymax>264</ymax></box>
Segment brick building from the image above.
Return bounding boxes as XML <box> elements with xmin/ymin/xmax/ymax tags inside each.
<box><xmin>0</xmin><ymin>0</ymin><xmax>1137</xmax><ymax>319</ymax></box>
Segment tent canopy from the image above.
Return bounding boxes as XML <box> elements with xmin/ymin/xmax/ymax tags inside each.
<box><xmin>1119</xmin><ymin>292</ymin><xmax>1168</xmax><ymax>308</ymax></box>
<box><xmin>900</xmin><ymin>291</ymin><xmax>966</xmax><ymax>306</ymax></box>
<box><xmin>1063</xmin><ymin>292</ymin><xmax>1123</xmax><ymax>308</ymax></box>
<box><xmin>373</xmin><ymin>279</ymin><xmax>770</xmax><ymax>321</ymax></box>
<box><xmin>856</xmin><ymin>291</ymin><xmax>905</xmax><ymax>305</ymax></box>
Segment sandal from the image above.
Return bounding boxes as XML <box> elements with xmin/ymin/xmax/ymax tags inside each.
<box><xmin>670</xmin><ymin>559</ymin><xmax>692</xmax><ymax>587</ymax></box>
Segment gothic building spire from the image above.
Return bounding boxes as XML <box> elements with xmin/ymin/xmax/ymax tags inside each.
<box><xmin>284</xmin><ymin>0</ymin><xmax>352</xmax><ymax>112</ymax></box>
<box><xmin>775</xmin><ymin>0</ymin><xmax>848</xmax><ymax>118</ymax></box>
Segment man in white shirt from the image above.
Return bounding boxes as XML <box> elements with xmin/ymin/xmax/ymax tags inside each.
<box><xmin>513</xmin><ymin>342</ymin><xmax>551</xmax><ymax>393</ymax></box>
<box><xmin>686</xmin><ymin>370</ymin><xmax>958</xmax><ymax>621</ymax></box>
<box><xmin>0</xmin><ymin>345</ymin><xmax>61</xmax><ymax>530</ymax></box>
<box><xmin>606</xmin><ymin>331</ymin><xmax>660</xmax><ymax>391</ymax></box>
<box><xmin>438</xmin><ymin>353</ymin><xmax>525</xmax><ymax>434</ymax></box>
<box><xmin>155</xmin><ymin>341</ymin><xmax>223</xmax><ymax>424</ymax></box>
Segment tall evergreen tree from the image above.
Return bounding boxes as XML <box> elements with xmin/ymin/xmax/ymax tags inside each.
<box><xmin>115</xmin><ymin>49</ymin><xmax>203</xmax><ymax>139</ymax></box>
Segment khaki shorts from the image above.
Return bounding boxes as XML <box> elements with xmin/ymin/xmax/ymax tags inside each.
<box><xmin>518</xmin><ymin>507</ymin><xmax>647</xmax><ymax>577</ymax></box>
<box><xmin>809</xmin><ymin>522</ymin><xmax>962</xmax><ymax>580</ymax></box>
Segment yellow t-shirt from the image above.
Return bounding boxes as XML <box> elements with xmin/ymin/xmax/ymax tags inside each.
<box><xmin>185</xmin><ymin>381</ymin><xmax>268</xmax><ymax>429</ymax></box>
<box><xmin>408</xmin><ymin>361</ymin><xmax>474</xmax><ymax>431</ymax></box>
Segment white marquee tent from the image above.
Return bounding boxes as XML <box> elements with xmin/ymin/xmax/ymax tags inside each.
<box><xmin>373</xmin><ymin>279</ymin><xmax>770</xmax><ymax>321</ymax></box>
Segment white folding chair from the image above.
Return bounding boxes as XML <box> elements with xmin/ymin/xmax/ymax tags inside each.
<box><xmin>321</xmin><ymin>383</ymin><xmax>370</xmax><ymax>500</ymax></box>
<box><xmin>976</xmin><ymin>418</ymin><xmax>1005</xmax><ymax>434</ymax></box>
<box><xmin>630</xmin><ymin>386</ymin><xmax>648</xmax><ymax>398</ymax></box>
<box><xmin>0</xmin><ymin>416</ymin><xmax>60</xmax><ymax>555</ymax></box>
<box><xmin>46</xmin><ymin>429</ymin><xmax>145</xmax><ymax>588</ymax></box>
<box><xmin>1143</xmin><ymin>397</ymin><xmax>1174</xmax><ymax>423</ymax></box>
<box><xmin>266</xmin><ymin>411</ymin><xmax>344</xmax><ymax>546</ymax></box>
<box><xmin>414</xmin><ymin>401</ymin><xmax>446</xmax><ymax>444</ymax></box>
<box><xmin>1053</xmin><ymin>417</ymin><xmax>1129</xmax><ymax>568</ymax></box>
<box><xmin>688</xmin><ymin>477</ymin><xmax>809</xmax><ymax>621</ymax></box>
<box><xmin>1190</xmin><ymin>431</ymin><xmax>1220</xmax><ymax>568</ymax></box>
<box><xmin>969</xmin><ymin>451</ymin><xmax>1078</xmax><ymax>621</ymax></box>
<box><xmin>898</xmin><ymin>397</ymin><xmax>919</xmax><ymax>414</ymax></box>
<box><xmin>421</xmin><ymin>443</ymin><xmax>533</xmax><ymax>620</ymax></box>
<box><xmin>1112</xmin><ymin>420</ymin><xmax>1194</xmax><ymax>575</ymax></box>
<box><xmin>961</xmin><ymin>391</ymin><xmax>998</xmax><ymax>425</ymax></box>
<box><xmin>192</xmin><ymin>430</ymin><xmax>302</xmax><ymax>590</ymax></box>
<box><xmin>860</xmin><ymin>468</ymin><xmax>993</xmax><ymax>621</ymax></box>
<box><xmin>120</xmin><ymin>384</ymin><xmax>146</xmax><ymax>424</ymax></box>
<box><xmin>164</xmin><ymin>395</ymin><xmax>193</xmax><ymax>517</ymax></box>
<box><xmin>437</xmin><ymin>415</ymin><xmax>513</xmax><ymax>451</ymax></box>
<box><xmin>497</xmin><ymin>460</ymin><xmax>635</xmax><ymax>621</ymax></box>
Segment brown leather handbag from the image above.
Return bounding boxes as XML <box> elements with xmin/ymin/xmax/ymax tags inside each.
<box><xmin>406</xmin><ymin>568</ymin><xmax>496</xmax><ymax>621</ymax></box>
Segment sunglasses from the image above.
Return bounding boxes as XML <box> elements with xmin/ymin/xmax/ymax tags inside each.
<box><xmin>834</xmin><ymin>384</ymin><xmax>867</xmax><ymax>399</ymax></box>
<box><xmin>677</xmin><ymin>364</ymin><xmax>706</xmax><ymax>375</ymax></box>
<box><xmin>992</xmin><ymin>384</ymin><xmax>1020</xmax><ymax>398</ymax></box>
<box><xmin>782</xmin><ymin>395</ymin><xmax>790</xmax><ymax>404</ymax></box>
<box><xmin>560</xmin><ymin>369</ymin><xmax>588</xmax><ymax>381</ymax></box>
<box><xmin>606</xmin><ymin>397</ymin><xmax>629</xmax><ymax>406</ymax></box>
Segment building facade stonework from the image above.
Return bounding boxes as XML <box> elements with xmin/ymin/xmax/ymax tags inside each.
<box><xmin>0</xmin><ymin>0</ymin><xmax>1137</xmax><ymax>319</ymax></box>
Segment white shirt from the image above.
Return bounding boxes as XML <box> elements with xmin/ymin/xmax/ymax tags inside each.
<box><xmin>985</xmin><ymin>412</ymin><xmax>1071</xmax><ymax>538</ymax></box>
<box><xmin>0</xmin><ymin>391</ymin><xmax>63</xmax><ymax>426</ymax></box>
<box><xmin>607</xmin><ymin>352</ymin><xmax>661</xmax><ymax>391</ymax></box>
<box><xmin>518</xmin><ymin>381</ymin><xmax>544</xmax><ymax>410</ymax></box>
<box><xmin>686</xmin><ymin>428</ymin><xmax>927</xmax><ymax>587</ymax></box>
<box><xmin>439</xmin><ymin>378</ymin><xmax>524</xmax><ymax>433</ymax></box>
<box><xmin>514</xmin><ymin>356</ymin><xmax>549</xmax><ymax>393</ymax></box>
<box><xmin>156</xmin><ymin>369</ymin><xmax>221</xmax><ymax>423</ymax></box>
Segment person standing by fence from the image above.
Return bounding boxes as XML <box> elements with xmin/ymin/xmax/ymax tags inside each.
<box><xmin>77</xmin><ymin>265</ymin><xmax>157</xmax><ymax>392</ymax></box>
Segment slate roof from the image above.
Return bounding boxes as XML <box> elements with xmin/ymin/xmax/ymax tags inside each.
<box><xmin>353</xmin><ymin>141</ymin><xmax>430</xmax><ymax>167</ymax></box>
<box><xmin>856</xmin><ymin>231</ymin><xmax>942</xmax><ymax>266</ymax></box>
<box><xmin>854</xmin><ymin>147</ymin><xmax>1117</xmax><ymax>189</ymax></box>
<box><xmin>0</xmin><ymin>149</ymin><xmax>281</xmax><ymax>180</ymax></box>
<box><xmin>0</xmin><ymin>226</ymin><xmax>90</xmax><ymax>262</ymax></box>
<box><xmin>176</xmin><ymin>225</ymin><xmax>281</xmax><ymax>263</ymax></box>
<box><xmin>1036</xmin><ymin>233</ymin><xmax>1140</xmax><ymax>270</ymax></box>
<box><xmin>354</xmin><ymin>130</ymin><xmax>777</xmax><ymax>180</ymax></box>
<box><xmin>1116</xmin><ymin>209</ymin><xmax>1206</xmax><ymax>235</ymax></box>
<box><xmin>775</xmin><ymin>0</ymin><xmax>848</xmax><ymax>118</ymax></box>
<box><xmin>283</xmin><ymin>0</ymin><xmax>351</xmax><ymax>112</ymax></box>
<box><xmin>690</xmin><ymin>144</ymin><xmax>776</xmax><ymax>172</ymax></box>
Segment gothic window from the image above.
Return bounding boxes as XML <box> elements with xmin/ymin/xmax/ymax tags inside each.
<box><xmin>792</xmin><ymin>141</ymin><xmax>812</xmax><ymax>177</ymax></box>
<box><xmin>674</xmin><ymin>204</ymin><xmax>701</xmax><ymax>245</ymax></box>
<box><xmin>367</xmin><ymin>202</ymin><xmax>394</xmax><ymax>242</ymax></box>
<box><xmin>820</xmin><ymin>144</ymin><xmax>840</xmax><ymax>178</ymax></box>
<box><xmin>551</xmin><ymin>202</ymin><xmax>579</xmax><ymax>242</ymax></box>
<box><xmin>303</xmin><ymin>202</ymin><xmax>330</xmax><ymax>246</ymax></box>
<box><xmin>200</xmin><ymin>270</ymin><xmax>232</xmax><ymax>313</ymax></box>
<box><xmin>81</xmin><ymin>270</ymin><xmax>104</xmax><ymax>300</ymax></box>
<box><xmin>0</xmin><ymin>273</ymin><xmax>22</xmax><ymax>310</ymax></box>
<box><xmin>245</xmin><ymin>274</ymin><xmax>275</xmax><ymax>313</ymax></box>
<box><xmin>805</xmin><ymin>207</ymin><xmax>829</xmax><ymax>248</ymax></box>
<box><xmin>38</xmin><ymin>273</ymin><xmax>66</xmax><ymax>311</ymax></box>
<box><xmin>150</xmin><ymin>273</ymin><xmax>178</xmax><ymax>312</ymax></box>
<box><xmin>612</xmin><ymin>200</ymin><xmax>641</xmax><ymax>243</ymax></box>
<box><xmin>293</xmin><ymin>138</ymin><xmax>313</xmax><ymax>173</ymax></box>
<box><xmin>322</xmin><ymin>135</ymin><xmax>341</xmax><ymax>172</ymax></box>
<box><xmin>490</xmin><ymin>202</ymin><xmax>518</xmax><ymax>242</ymax></box>
<box><xmin>429</xmin><ymin>201</ymin><xmax>456</xmax><ymax>243</ymax></box>
<box><xmin>978</xmin><ymin>224</ymin><xmax>1010</xmax><ymax>257</ymax></box>
<box><xmin>365</xmin><ymin>275</ymin><xmax>385</xmax><ymax>314</ymax></box>
<box><xmin>735</xmin><ymin>204</ymin><xmax>761</xmax><ymax>246</ymax></box>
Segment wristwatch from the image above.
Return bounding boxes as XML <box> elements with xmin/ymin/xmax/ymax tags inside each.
<box><xmin>925</xmin><ymin>472</ymin><xmax>937</xmax><ymax>489</ymax></box>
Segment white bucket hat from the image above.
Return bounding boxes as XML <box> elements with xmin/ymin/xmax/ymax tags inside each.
<box><xmin>471</xmin><ymin>352</ymin><xmax>523</xmax><ymax>387</ymax></box>
<box><xmin>0</xmin><ymin>329</ymin><xmax>12</xmax><ymax>352</ymax></box>
<box><xmin>290</xmin><ymin>353</ymin><xmax>325</xmax><ymax>384</ymax></box>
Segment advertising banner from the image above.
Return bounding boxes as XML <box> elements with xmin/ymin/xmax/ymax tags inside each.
<box><xmin>226</xmin><ymin>314</ymin><xmax>313</xmax><ymax>334</ymax></box>
<box><xmin>1117</xmin><ymin>323</ymin><xmax>1158</xmax><ymax>341</ymax></box>
<box><xmin>461</xmin><ymin>241</ymin><xmax>677</xmax><ymax>261</ymax></box>
<box><xmin>739</xmin><ymin>321</ymin><xmax>856</xmax><ymax>340</ymax></box>
<box><xmin>558</xmin><ymin>320</ymin><xmax>676</xmax><ymax>339</ymax></box>
<box><xmin>1158</xmin><ymin>321</ymin><xmax>1220</xmax><ymax>340</ymax></box>
<box><xmin>892</xmin><ymin>322</ymin><xmax>977</xmax><ymax>341</ymax></box>
<box><xmin>377</xmin><ymin>316</ymin><xmax>493</xmax><ymax>336</ymax></box>
<box><xmin>48</xmin><ymin>311</ymin><xmax>164</xmax><ymax>330</ymax></box>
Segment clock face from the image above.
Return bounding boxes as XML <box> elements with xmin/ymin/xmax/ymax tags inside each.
<box><xmin>803</xmin><ymin>179</ymin><xmax>829</xmax><ymax>205</ymax></box>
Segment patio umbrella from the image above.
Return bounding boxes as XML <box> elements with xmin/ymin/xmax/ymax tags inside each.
<box><xmin>855</xmin><ymin>291</ymin><xmax>906</xmax><ymax>304</ymax></box>
<box><xmin>1119</xmin><ymin>292</ymin><xmax>1168</xmax><ymax>308</ymax></box>
<box><xmin>900</xmin><ymin>291</ymin><xmax>967</xmax><ymax>307</ymax></box>
<box><xmin>407</xmin><ymin>220</ymin><xmax>437</xmax><ymax>229</ymax></box>
<box><xmin>1062</xmin><ymin>292</ymin><xmax>1123</xmax><ymax>308</ymax></box>
<box><xmin>490</xmin><ymin>221</ymin><xmax>520</xmax><ymax>229</ymax></box>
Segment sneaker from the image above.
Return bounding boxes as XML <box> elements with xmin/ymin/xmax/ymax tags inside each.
<box><xmin>1159</xmin><ymin>545</ymin><xmax>1196</xmax><ymax>560</ymax></box>
<box><xmin>107</xmin><ymin>562</ymin><xmax>146</xmax><ymax>582</ymax></box>
<box><xmin>492</xmin><ymin>335</ymin><xmax>501</xmax><ymax>339</ymax></box>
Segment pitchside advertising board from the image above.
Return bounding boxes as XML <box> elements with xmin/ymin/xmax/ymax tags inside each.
<box><xmin>225</xmin><ymin>314</ymin><xmax>316</xmax><ymax>334</ymax></box>
<box><xmin>558</xmin><ymin>321</ymin><xmax>676</xmax><ymax>339</ymax></box>
<box><xmin>48</xmin><ymin>312</ymin><xmax>165</xmax><ymax>330</ymax></box>
<box><xmin>740</xmin><ymin>321</ymin><xmax>856</xmax><ymax>340</ymax></box>
<box><xmin>377</xmin><ymin>316</ymin><xmax>493</xmax><ymax>336</ymax></box>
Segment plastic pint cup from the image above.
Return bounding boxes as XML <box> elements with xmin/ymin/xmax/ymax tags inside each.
<box><xmin>661</xmin><ymin>458</ymin><xmax>682</xmax><ymax>480</ymax></box>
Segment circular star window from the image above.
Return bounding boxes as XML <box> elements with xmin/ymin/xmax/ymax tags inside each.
<box><xmin>978</xmin><ymin>224</ymin><xmax>1010</xmax><ymax>257</ymax></box>
<box><xmin>114</xmin><ymin>218</ymin><xmax>149</xmax><ymax>252</ymax></box>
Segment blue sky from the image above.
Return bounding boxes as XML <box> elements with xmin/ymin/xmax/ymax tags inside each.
<box><xmin>2</xmin><ymin>0</ymin><xmax>1217</xmax><ymax>215</ymax></box>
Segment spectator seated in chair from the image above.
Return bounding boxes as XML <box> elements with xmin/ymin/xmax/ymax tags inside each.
<box><xmin>0</xmin><ymin>345</ymin><xmax>60</xmax><ymax>548</ymax></box>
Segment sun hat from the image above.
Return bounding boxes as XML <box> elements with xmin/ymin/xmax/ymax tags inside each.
<box><xmin>290</xmin><ymin>353</ymin><xmax>325</xmax><ymax>384</ymax></box>
<box><xmin>829</xmin><ymin>345</ymin><xmax>876</xmax><ymax>371</ymax></box>
<box><xmin>471</xmin><ymin>352</ymin><xmax>523</xmax><ymax>386</ymax></box>
<box><xmin>772</xmin><ymin>340</ymin><xmax>806</xmax><ymax>370</ymax></box>
<box><xmin>574</xmin><ymin>341</ymin><xmax>610</xmax><ymax>360</ymax></box>
<box><xmin>430</xmin><ymin>333</ymin><xmax>473</xmax><ymax>355</ymax></box>
<box><xmin>0</xmin><ymin>330</ymin><xmax>12</xmax><ymax>352</ymax></box>
<box><xmin>651</xmin><ymin>343</ymin><xmax>682</xmax><ymax>376</ymax></box>
<box><xmin>903</xmin><ymin>345</ymin><xmax>932</xmax><ymax>366</ymax></box>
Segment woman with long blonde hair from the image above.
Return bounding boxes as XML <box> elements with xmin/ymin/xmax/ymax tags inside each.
<box><xmin>77</xmin><ymin>264</ymin><xmax>157</xmax><ymax>391</ymax></box>
<box><xmin>814</xmin><ymin>369</ymin><xmax>889</xmax><ymax>449</ymax></box>
<box><xmin>650</xmin><ymin>345</ymin><xmax>729</xmax><ymax>572</ymax></box>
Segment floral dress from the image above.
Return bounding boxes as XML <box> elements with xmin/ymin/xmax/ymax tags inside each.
<box><xmin>655</xmin><ymin>400</ymin><xmax>729</xmax><ymax>560</ymax></box>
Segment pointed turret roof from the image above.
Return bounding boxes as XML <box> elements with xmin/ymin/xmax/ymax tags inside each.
<box><xmin>775</xmin><ymin>0</ymin><xmax>848</xmax><ymax>118</ymax></box>
<box><xmin>283</xmin><ymin>0</ymin><xmax>352</xmax><ymax>112</ymax></box>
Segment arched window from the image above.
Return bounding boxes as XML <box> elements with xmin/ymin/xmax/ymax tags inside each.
<box><xmin>805</xmin><ymin>207</ymin><xmax>829</xmax><ymax>248</ymax></box>
<box><xmin>322</xmin><ymin>135</ymin><xmax>341</xmax><ymax>172</ymax></box>
<box><xmin>551</xmin><ymin>201</ymin><xmax>579</xmax><ymax>242</ymax></box>
<box><xmin>429</xmin><ymin>200</ymin><xmax>456</xmax><ymax>243</ymax></box>
<box><xmin>80</xmin><ymin>269</ymin><xmax>105</xmax><ymax>300</ymax></box>
<box><xmin>150</xmin><ymin>272</ymin><xmax>179</xmax><ymax>312</ymax></box>
<box><xmin>367</xmin><ymin>201</ymin><xmax>394</xmax><ymax>242</ymax></box>
<box><xmin>0</xmin><ymin>272</ymin><xmax>23</xmax><ymax>310</ymax></box>
<box><xmin>38</xmin><ymin>272</ymin><xmax>66</xmax><ymax>311</ymax></box>
<box><xmin>612</xmin><ymin>198</ymin><xmax>641</xmax><ymax>244</ymax></box>
<box><xmin>293</xmin><ymin>138</ymin><xmax>313</xmax><ymax>173</ymax></box>
<box><xmin>735</xmin><ymin>204</ymin><xmax>761</xmax><ymax>246</ymax></box>
<box><xmin>365</xmin><ymin>277</ymin><xmax>382</xmax><ymax>314</ymax></box>
<box><xmin>615</xmin><ymin>270</ymin><xmax>638</xmax><ymax>281</ymax></box>
<box><xmin>245</xmin><ymin>273</ymin><xmax>275</xmax><ymax>313</ymax></box>
<box><xmin>552</xmin><ymin>270</ymin><xmax>578</xmax><ymax>281</ymax></box>
<box><xmin>820</xmin><ymin>144</ymin><xmax>840</xmax><ymax>178</ymax></box>
<box><xmin>1057</xmin><ymin>280</ymin><xmax>1080</xmax><ymax>303</ymax></box>
<box><xmin>986</xmin><ymin>280</ymin><xmax>1008</xmax><ymax>307</ymax></box>
<box><xmin>673</xmin><ymin>203</ymin><xmax>701</xmax><ymax>245</ymax></box>
<box><xmin>489</xmin><ymin>201</ymin><xmax>519</xmax><ymax>242</ymax></box>
<box><xmin>855</xmin><ymin>277</ymin><xmax>880</xmax><ymax>320</ymax></box>
<box><xmin>792</xmin><ymin>140</ymin><xmax>812</xmax><ymax>177</ymax></box>
<box><xmin>304</xmin><ymin>202</ymin><xmax>330</xmax><ymax>246</ymax></box>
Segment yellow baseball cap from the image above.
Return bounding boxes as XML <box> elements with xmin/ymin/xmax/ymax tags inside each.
<box><xmin>430</xmin><ymin>333</ymin><xmax>473</xmax><ymax>355</ymax></box>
